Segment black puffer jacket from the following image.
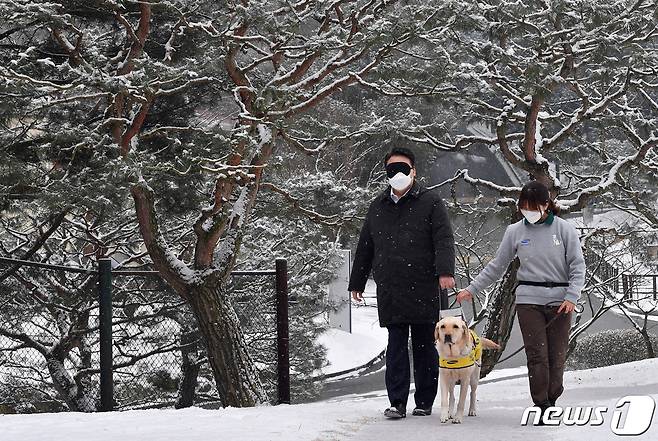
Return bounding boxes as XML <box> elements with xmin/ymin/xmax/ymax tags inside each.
<box><xmin>347</xmin><ymin>180</ymin><xmax>455</xmax><ymax>326</ymax></box>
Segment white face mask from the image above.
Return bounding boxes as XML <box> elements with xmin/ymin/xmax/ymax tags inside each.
<box><xmin>389</xmin><ymin>172</ymin><xmax>412</xmax><ymax>191</ymax></box>
<box><xmin>521</xmin><ymin>208</ymin><xmax>543</xmax><ymax>224</ymax></box>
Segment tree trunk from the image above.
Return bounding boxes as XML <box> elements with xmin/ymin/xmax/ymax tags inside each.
<box><xmin>131</xmin><ymin>178</ymin><xmax>270</xmax><ymax>408</ymax></box>
<box><xmin>187</xmin><ymin>281</ymin><xmax>268</xmax><ymax>407</ymax></box>
<box><xmin>641</xmin><ymin>329</ymin><xmax>655</xmax><ymax>358</ymax></box>
<box><xmin>175</xmin><ymin>326</ymin><xmax>201</xmax><ymax>409</ymax></box>
<box><xmin>46</xmin><ymin>356</ymin><xmax>96</xmax><ymax>412</ymax></box>
<box><xmin>480</xmin><ymin>258</ymin><xmax>520</xmax><ymax>377</ymax></box>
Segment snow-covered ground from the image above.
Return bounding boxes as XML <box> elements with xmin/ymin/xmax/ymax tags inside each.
<box><xmin>4</xmin><ymin>358</ymin><xmax>658</xmax><ymax>441</ymax></box>
<box><xmin>317</xmin><ymin>280</ymin><xmax>387</xmax><ymax>375</ymax></box>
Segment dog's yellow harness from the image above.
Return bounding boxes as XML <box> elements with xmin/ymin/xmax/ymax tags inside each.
<box><xmin>439</xmin><ymin>329</ymin><xmax>482</xmax><ymax>369</ymax></box>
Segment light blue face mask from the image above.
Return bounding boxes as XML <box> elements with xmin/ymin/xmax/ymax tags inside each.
<box><xmin>521</xmin><ymin>209</ymin><xmax>543</xmax><ymax>224</ymax></box>
<box><xmin>521</xmin><ymin>203</ymin><xmax>549</xmax><ymax>224</ymax></box>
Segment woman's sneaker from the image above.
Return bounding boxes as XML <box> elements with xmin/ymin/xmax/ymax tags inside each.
<box><xmin>384</xmin><ymin>404</ymin><xmax>406</xmax><ymax>419</ymax></box>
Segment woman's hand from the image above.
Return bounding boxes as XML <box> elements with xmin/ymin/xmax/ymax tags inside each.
<box><xmin>456</xmin><ymin>289</ymin><xmax>473</xmax><ymax>304</ymax></box>
<box><xmin>557</xmin><ymin>300</ymin><xmax>576</xmax><ymax>314</ymax></box>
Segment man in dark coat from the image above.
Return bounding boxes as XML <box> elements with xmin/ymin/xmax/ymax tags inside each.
<box><xmin>348</xmin><ymin>147</ymin><xmax>455</xmax><ymax>419</ymax></box>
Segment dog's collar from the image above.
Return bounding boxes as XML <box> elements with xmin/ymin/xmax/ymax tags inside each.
<box><xmin>439</xmin><ymin>329</ymin><xmax>482</xmax><ymax>369</ymax></box>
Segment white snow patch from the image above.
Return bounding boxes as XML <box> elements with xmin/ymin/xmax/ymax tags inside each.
<box><xmin>257</xmin><ymin>124</ymin><xmax>272</xmax><ymax>146</ymax></box>
<box><xmin>3</xmin><ymin>358</ymin><xmax>658</xmax><ymax>440</ymax></box>
<box><xmin>535</xmin><ymin>118</ymin><xmax>544</xmax><ymax>150</ymax></box>
<box><xmin>317</xmin><ymin>282</ymin><xmax>387</xmax><ymax>375</ymax></box>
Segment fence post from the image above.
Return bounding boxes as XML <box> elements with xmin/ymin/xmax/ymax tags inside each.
<box><xmin>275</xmin><ymin>258</ymin><xmax>290</xmax><ymax>405</ymax></box>
<box><xmin>98</xmin><ymin>258</ymin><xmax>113</xmax><ymax>412</ymax></box>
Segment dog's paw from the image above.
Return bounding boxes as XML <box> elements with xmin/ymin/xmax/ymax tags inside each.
<box><xmin>440</xmin><ymin>413</ymin><xmax>451</xmax><ymax>423</ymax></box>
<box><xmin>452</xmin><ymin>416</ymin><xmax>462</xmax><ymax>424</ymax></box>
<box><xmin>468</xmin><ymin>409</ymin><xmax>477</xmax><ymax>416</ymax></box>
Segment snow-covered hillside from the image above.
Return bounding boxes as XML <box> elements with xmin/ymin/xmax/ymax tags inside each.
<box><xmin>4</xmin><ymin>358</ymin><xmax>658</xmax><ymax>441</ymax></box>
<box><xmin>317</xmin><ymin>279</ymin><xmax>387</xmax><ymax>376</ymax></box>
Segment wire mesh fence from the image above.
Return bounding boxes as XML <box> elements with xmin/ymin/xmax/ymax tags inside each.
<box><xmin>0</xmin><ymin>257</ymin><xmax>289</xmax><ymax>413</ymax></box>
<box><xmin>109</xmin><ymin>274</ymin><xmax>187</xmax><ymax>410</ymax></box>
<box><xmin>230</xmin><ymin>273</ymin><xmax>279</xmax><ymax>399</ymax></box>
<box><xmin>0</xmin><ymin>259</ymin><xmax>99</xmax><ymax>412</ymax></box>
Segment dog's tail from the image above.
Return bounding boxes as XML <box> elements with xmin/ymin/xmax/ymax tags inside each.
<box><xmin>481</xmin><ymin>337</ymin><xmax>502</xmax><ymax>350</ymax></box>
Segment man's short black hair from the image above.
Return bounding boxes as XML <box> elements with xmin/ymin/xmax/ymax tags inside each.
<box><xmin>383</xmin><ymin>147</ymin><xmax>415</xmax><ymax>167</ymax></box>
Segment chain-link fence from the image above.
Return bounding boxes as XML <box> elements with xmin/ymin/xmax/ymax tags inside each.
<box><xmin>0</xmin><ymin>256</ymin><xmax>289</xmax><ymax>413</ymax></box>
<box><xmin>109</xmin><ymin>273</ymin><xmax>188</xmax><ymax>410</ymax></box>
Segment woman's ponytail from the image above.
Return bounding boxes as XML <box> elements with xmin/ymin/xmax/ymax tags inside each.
<box><xmin>547</xmin><ymin>198</ymin><xmax>561</xmax><ymax>216</ymax></box>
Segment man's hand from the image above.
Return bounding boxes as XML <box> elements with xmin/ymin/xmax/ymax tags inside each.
<box><xmin>439</xmin><ymin>275</ymin><xmax>455</xmax><ymax>290</ymax></box>
<box><xmin>456</xmin><ymin>289</ymin><xmax>473</xmax><ymax>304</ymax></box>
<box><xmin>557</xmin><ymin>300</ymin><xmax>575</xmax><ymax>314</ymax></box>
<box><xmin>351</xmin><ymin>291</ymin><xmax>364</xmax><ymax>302</ymax></box>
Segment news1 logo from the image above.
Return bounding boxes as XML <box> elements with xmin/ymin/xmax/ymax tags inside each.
<box><xmin>520</xmin><ymin>395</ymin><xmax>656</xmax><ymax>435</ymax></box>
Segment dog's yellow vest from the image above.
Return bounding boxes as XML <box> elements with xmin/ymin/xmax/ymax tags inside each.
<box><xmin>439</xmin><ymin>329</ymin><xmax>482</xmax><ymax>369</ymax></box>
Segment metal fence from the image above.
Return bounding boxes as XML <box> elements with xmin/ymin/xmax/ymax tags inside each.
<box><xmin>0</xmin><ymin>256</ymin><xmax>289</xmax><ymax>413</ymax></box>
<box><xmin>581</xmin><ymin>236</ymin><xmax>657</xmax><ymax>302</ymax></box>
<box><xmin>583</xmin><ymin>246</ymin><xmax>621</xmax><ymax>294</ymax></box>
<box><xmin>621</xmin><ymin>274</ymin><xmax>658</xmax><ymax>302</ymax></box>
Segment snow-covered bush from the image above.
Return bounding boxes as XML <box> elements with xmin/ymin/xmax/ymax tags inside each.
<box><xmin>566</xmin><ymin>329</ymin><xmax>658</xmax><ymax>371</ymax></box>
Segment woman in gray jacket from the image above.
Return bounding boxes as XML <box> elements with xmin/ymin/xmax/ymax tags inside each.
<box><xmin>456</xmin><ymin>181</ymin><xmax>585</xmax><ymax>425</ymax></box>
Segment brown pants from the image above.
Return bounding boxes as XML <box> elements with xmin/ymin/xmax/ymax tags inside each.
<box><xmin>516</xmin><ymin>303</ymin><xmax>572</xmax><ymax>406</ymax></box>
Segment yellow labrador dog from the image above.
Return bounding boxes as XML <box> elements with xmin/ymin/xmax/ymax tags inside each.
<box><xmin>434</xmin><ymin>316</ymin><xmax>501</xmax><ymax>423</ymax></box>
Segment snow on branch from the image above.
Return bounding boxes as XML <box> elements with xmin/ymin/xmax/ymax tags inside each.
<box><xmin>260</xmin><ymin>182</ymin><xmax>361</xmax><ymax>226</ymax></box>
<box><xmin>557</xmin><ymin>135</ymin><xmax>658</xmax><ymax>212</ymax></box>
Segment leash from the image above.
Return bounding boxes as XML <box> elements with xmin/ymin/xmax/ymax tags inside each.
<box><xmin>480</xmin><ymin>299</ymin><xmax>585</xmax><ymax>368</ymax></box>
<box><xmin>438</xmin><ymin>298</ymin><xmax>583</xmax><ymax>369</ymax></box>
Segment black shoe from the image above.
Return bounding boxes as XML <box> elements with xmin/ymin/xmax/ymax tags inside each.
<box><xmin>384</xmin><ymin>404</ymin><xmax>406</xmax><ymax>419</ymax></box>
<box><xmin>533</xmin><ymin>401</ymin><xmax>551</xmax><ymax>426</ymax></box>
<box><xmin>412</xmin><ymin>407</ymin><xmax>432</xmax><ymax>416</ymax></box>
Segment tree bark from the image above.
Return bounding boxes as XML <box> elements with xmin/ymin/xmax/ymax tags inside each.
<box><xmin>187</xmin><ymin>280</ymin><xmax>268</xmax><ymax>407</ymax></box>
<box><xmin>131</xmin><ymin>140</ymin><xmax>274</xmax><ymax>408</ymax></box>
<box><xmin>175</xmin><ymin>326</ymin><xmax>201</xmax><ymax>409</ymax></box>
<box><xmin>641</xmin><ymin>328</ymin><xmax>655</xmax><ymax>359</ymax></box>
<box><xmin>46</xmin><ymin>356</ymin><xmax>96</xmax><ymax>412</ymax></box>
<box><xmin>480</xmin><ymin>258</ymin><xmax>520</xmax><ymax>377</ymax></box>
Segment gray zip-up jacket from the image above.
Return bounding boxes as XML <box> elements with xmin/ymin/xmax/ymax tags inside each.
<box><xmin>465</xmin><ymin>213</ymin><xmax>585</xmax><ymax>305</ymax></box>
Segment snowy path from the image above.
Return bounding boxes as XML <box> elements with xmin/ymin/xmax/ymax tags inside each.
<box><xmin>318</xmin><ymin>280</ymin><xmax>649</xmax><ymax>402</ymax></box>
<box><xmin>348</xmin><ymin>363</ymin><xmax>658</xmax><ymax>441</ymax></box>
<box><xmin>3</xmin><ymin>358</ymin><xmax>658</xmax><ymax>441</ymax></box>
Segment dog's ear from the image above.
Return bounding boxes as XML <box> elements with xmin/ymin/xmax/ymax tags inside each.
<box><xmin>462</xmin><ymin>323</ymin><xmax>469</xmax><ymax>340</ymax></box>
<box><xmin>434</xmin><ymin>323</ymin><xmax>440</xmax><ymax>342</ymax></box>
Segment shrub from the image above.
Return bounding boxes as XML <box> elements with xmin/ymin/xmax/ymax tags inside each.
<box><xmin>566</xmin><ymin>329</ymin><xmax>658</xmax><ymax>370</ymax></box>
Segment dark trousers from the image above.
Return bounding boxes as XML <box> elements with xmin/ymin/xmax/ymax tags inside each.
<box><xmin>516</xmin><ymin>304</ymin><xmax>572</xmax><ymax>406</ymax></box>
<box><xmin>385</xmin><ymin>323</ymin><xmax>438</xmax><ymax>410</ymax></box>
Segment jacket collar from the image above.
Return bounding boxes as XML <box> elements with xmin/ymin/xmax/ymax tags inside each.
<box><xmin>379</xmin><ymin>180</ymin><xmax>422</xmax><ymax>203</ymax></box>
